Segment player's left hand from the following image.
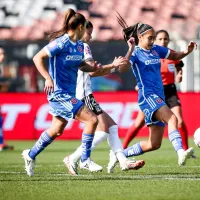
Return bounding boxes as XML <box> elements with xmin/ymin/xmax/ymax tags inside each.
<box><xmin>127</xmin><ymin>37</ymin><xmax>135</xmax><ymax>52</ymax></box>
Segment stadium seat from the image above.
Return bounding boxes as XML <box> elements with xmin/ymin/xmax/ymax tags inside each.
<box><xmin>0</xmin><ymin>0</ymin><xmax>199</xmax><ymax>41</ymax></box>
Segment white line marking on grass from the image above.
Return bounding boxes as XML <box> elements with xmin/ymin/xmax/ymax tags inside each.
<box><xmin>1</xmin><ymin>172</ymin><xmax>200</xmax><ymax>180</ymax></box>
<box><xmin>5</xmin><ymin>164</ymin><xmax>200</xmax><ymax>169</ymax></box>
<box><xmin>149</xmin><ymin>165</ymin><xmax>200</xmax><ymax>168</ymax></box>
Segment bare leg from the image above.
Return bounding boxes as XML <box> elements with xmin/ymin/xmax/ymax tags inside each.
<box><xmin>123</xmin><ymin>110</ymin><xmax>145</xmax><ymax>148</ymax></box>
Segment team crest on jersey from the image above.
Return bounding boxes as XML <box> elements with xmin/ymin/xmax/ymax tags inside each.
<box><xmin>77</xmin><ymin>45</ymin><xmax>83</xmax><ymax>53</ymax></box>
<box><xmin>168</xmin><ymin>64</ymin><xmax>175</xmax><ymax>72</ymax></box>
<box><xmin>152</xmin><ymin>50</ymin><xmax>159</xmax><ymax>57</ymax></box>
<box><xmin>156</xmin><ymin>98</ymin><xmax>163</xmax><ymax>104</ymax></box>
<box><xmin>85</xmin><ymin>46</ymin><xmax>91</xmax><ymax>55</ymax></box>
<box><xmin>70</xmin><ymin>98</ymin><xmax>78</xmax><ymax>104</ymax></box>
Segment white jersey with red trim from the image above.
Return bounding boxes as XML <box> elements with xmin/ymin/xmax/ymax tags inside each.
<box><xmin>76</xmin><ymin>43</ymin><xmax>93</xmax><ymax>100</ymax></box>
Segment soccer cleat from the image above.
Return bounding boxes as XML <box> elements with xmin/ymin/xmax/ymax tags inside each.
<box><xmin>107</xmin><ymin>150</ymin><xmax>118</xmax><ymax>173</ymax></box>
<box><xmin>80</xmin><ymin>158</ymin><xmax>103</xmax><ymax>172</ymax></box>
<box><xmin>0</xmin><ymin>144</ymin><xmax>14</xmax><ymax>151</ymax></box>
<box><xmin>190</xmin><ymin>149</ymin><xmax>196</xmax><ymax>159</ymax></box>
<box><xmin>178</xmin><ymin>147</ymin><xmax>194</xmax><ymax>166</ymax></box>
<box><xmin>21</xmin><ymin>149</ymin><xmax>35</xmax><ymax>176</ymax></box>
<box><xmin>63</xmin><ymin>156</ymin><xmax>78</xmax><ymax>176</ymax></box>
<box><xmin>191</xmin><ymin>154</ymin><xmax>197</xmax><ymax>159</ymax></box>
<box><xmin>120</xmin><ymin>159</ymin><xmax>145</xmax><ymax>171</ymax></box>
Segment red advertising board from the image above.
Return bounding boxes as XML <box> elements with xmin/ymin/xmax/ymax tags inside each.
<box><xmin>0</xmin><ymin>92</ymin><xmax>199</xmax><ymax>140</ymax></box>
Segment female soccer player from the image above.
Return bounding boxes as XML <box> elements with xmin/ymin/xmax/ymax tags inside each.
<box><xmin>123</xmin><ymin>30</ymin><xmax>190</xmax><ymax>152</ymax></box>
<box><xmin>63</xmin><ymin>21</ymin><xmax>145</xmax><ymax>175</ymax></box>
<box><xmin>107</xmin><ymin>15</ymin><xmax>197</xmax><ymax>172</ymax></box>
<box><xmin>22</xmin><ymin>9</ymin><xmax>104</xmax><ymax>176</ymax></box>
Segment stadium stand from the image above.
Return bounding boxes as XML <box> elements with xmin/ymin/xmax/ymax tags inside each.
<box><xmin>0</xmin><ymin>0</ymin><xmax>199</xmax><ymax>41</ymax></box>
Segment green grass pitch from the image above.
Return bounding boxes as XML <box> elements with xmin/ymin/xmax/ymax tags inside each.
<box><xmin>0</xmin><ymin>138</ymin><xmax>200</xmax><ymax>200</ymax></box>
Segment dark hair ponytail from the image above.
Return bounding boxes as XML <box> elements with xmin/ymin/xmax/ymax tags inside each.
<box><xmin>48</xmin><ymin>8</ymin><xmax>86</xmax><ymax>41</ymax></box>
<box><xmin>116</xmin><ymin>12</ymin><xmax>153</xmax><ymax>45</ymax></box>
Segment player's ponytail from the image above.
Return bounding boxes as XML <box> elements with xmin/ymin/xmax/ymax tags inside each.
<box><xmin>48</xmin><ymin>8</ymin><xmax>86</xmax><ymax>41</ymax></box>
<box><xmin>116</xmin><ymin>12</ymin><xmax>153</xmax><ymax>45</ymax></box>
<box><xmin>64</xmin><ymin>8</ymin><xmax>76</xmax><ymax>31</ymax></box>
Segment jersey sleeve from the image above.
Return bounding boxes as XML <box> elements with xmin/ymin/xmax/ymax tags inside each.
<box><xmin>83</xmin><ymin>43</ymin><xmax>93</xmax><ymax>61</ymax></box>
<box><xmin>44</xmin><ymin>39</ymin><xmax>64</xmax><ymax>57</ymax></box>
<box><xmin>155</xmin><ymin>45</ymin><xmax>170</xmax><ymax>59</ymax></box>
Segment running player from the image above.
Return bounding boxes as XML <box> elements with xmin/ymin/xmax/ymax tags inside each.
<box><xmin>107</xmin><ymin>14</ymin><xmax>197</xmax><ymax>172</ymax></box>
<box><xmin>22</xmin><ymin>9</ymin><xmax>104</xmax><ymax>176</ymax></box>
<box><xmin>63</xmin><ymin>21</ymin><xmax>145</xmax><ymax>175</ymax></box>
<box><xmin>123</xmin><ymin>30</ymin><xmax>190</xmax><ymax>152</ymax></box>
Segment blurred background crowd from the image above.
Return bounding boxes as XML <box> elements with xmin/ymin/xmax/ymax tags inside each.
<box><xmin>0</xmin><ymin>0</ymin><xmax>200</xmax><ymax>93</ymax></box>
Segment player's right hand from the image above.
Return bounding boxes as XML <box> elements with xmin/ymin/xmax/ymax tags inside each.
<box><xmin>135</xmin><ymin>85</ymin><xmax>139</xmax><ymax>91</ymax></box>
<box><xmin>44</xmin><ymin>78</ymin><xmax>54</xmax><ymax>95</ymax></box>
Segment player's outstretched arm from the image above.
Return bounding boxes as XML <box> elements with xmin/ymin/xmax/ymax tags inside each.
<box><xmin>118</xmin><ymin>37</ymin><xmax>135</xmax><ymax>73</ymax></box>
<box><xmin>168</xmin><ymin>41</ymin><xmax>197</xmax><ymax>60</ymax></box>
<box><xmin>79</xmin><ymin>61</ymin><xmax>102</xmax><ymax>72</ymax></box>
<box><xmin>89</xmin><ymin>57</ymin><xmax>129</xmax><ymax>77</ymax></box>
<box><xmin>33</xmin><ymin>48</ymin><xmax>54</xmax><ymax>94</ymax></box>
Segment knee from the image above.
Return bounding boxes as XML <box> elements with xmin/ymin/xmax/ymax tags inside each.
<box><xmin>150</xmin><ymin>142</ymin><xmax>161</xmax><ymax>150</ymax></box>
<box><xmin>177</xmin><ymin>118</ymin><xmax>184</xmax><ymax>127</ymax></box>
<box><xmin>169</xmin><ymin>114</ymin><xmax>178</xmax><ymax>125</ymax></box>
<box><xmin>89</xmin><ymin>115</ymin><xmax>98</xmax><ymax>127</ymax></box>
<box><xmin>48</xmin><ymin>127</ymin><xmax>64</xmax><ymax>137</ymax></box>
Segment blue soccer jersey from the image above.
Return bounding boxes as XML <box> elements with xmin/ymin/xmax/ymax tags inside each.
<box><xmin>43</xmin><ymin>34</ymin><xmax>85</xmax><ymax>120</ymax></box>
<box><xmin>44</xmin><ymin>34</ymin><xmax>84</xmax><ymax>96</ymax></box>
<box><xmin>130</xmin><ymin>44</ymin><xmax>170</xmax><ymax>126</ymax></box>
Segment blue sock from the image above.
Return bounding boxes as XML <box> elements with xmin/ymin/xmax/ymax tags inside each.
<box><xmin>29</xmin><ymin>131</ymin><xmax>54</xmax><ymax>160</ymax></box>
<box><xmin>124</xmin><ymin>142</ymin><xmax>144</xmax><ymax>157</ymax></box>
<box><xmin>0</xmin><ymin>116</ymin><xmax>4</xmax><ymax>145</ymax></box>
<box><xmin>168</xmin><ymin>130</ymin><xmax>183</xmax><ymax>151</ymax></box>
<box><xmin>81</xmin><ymin>133</ymin><xmax>94</xmax><ymax>162</ymax></box>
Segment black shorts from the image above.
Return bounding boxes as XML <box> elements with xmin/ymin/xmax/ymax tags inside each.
<box><xmin>164</xmin><ymin>84</ymin><xmax>181</xmax><ymax>109</ymax></box>
<box><xmin>82</xmin><ymin>94</ymin><xmax>103</xmax><ymax>115</ymax></box>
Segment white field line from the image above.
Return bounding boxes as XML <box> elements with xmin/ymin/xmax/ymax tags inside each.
<box><xmin>4</xmin><ymin>165</ymin><xmax>200</xmax><ymax>168</ymax></box>
<box><xmin>0</xmin><ymin>171</ymin><xmax>200</xmax><ymax>181</ymax></box>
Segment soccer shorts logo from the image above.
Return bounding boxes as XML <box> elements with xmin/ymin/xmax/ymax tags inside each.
<box><xmin>70</xmin><ymin>98</ymin><xmax>78</xmax><ymax>104</ymax></box>
<box><xmin>156</xmin><ymin>98</ymin><xmax>163</xmax><ymax>104</ymax></box>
